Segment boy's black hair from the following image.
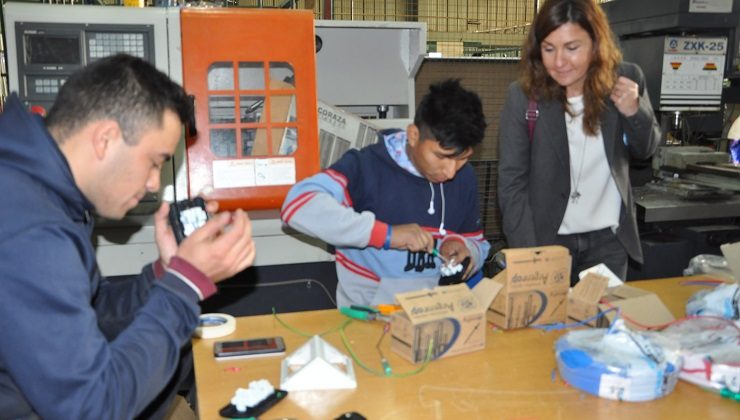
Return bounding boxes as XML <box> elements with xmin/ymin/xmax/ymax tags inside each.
<box><xmin>413</xmin><ymin>79</ymin><xmax>487</xmax><ymax>156</ymax></box>
<box><xmin>46</xmin><ymin>54</ymin><xmax>192</xmax><ymax>145</ymax></box>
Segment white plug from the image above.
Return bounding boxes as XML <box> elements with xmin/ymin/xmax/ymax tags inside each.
<box><xmin>231</xmin><ymin>379</ymin><xmax>275</xmax><ymax>412</ymax></box>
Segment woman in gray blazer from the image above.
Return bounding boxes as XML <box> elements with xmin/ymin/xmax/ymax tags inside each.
<box><xmin>497</xmin><ymin>0</ymin><xmax>661</xmax><ymax>285</ymax></box>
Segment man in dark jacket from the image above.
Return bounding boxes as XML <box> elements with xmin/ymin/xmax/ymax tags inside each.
<box><xmin>0</xmin><ymin>54</ymin><xmax>256</xmax><ymax>419</ymax></box>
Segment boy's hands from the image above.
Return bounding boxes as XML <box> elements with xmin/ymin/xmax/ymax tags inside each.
<box><xmin>439</xmin><ymin>238</ymin><xmax>474</xmax><ymax>280</ymax></box>
<box><xmin>390</xmin><ymin>223</ymin><xmax>434</xmax><ymax>253</ymax></box>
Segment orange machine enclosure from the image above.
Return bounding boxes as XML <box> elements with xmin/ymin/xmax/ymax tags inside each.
<box><xmin>181</xmin><ymin>9</ymin><xmax>319</xmax><ymax>210</ymax></box>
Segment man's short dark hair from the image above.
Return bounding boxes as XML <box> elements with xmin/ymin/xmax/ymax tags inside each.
<box><xmin>413</xmin><ymin>79</ymin><xmax>487</xmax><ymax>156</ymax></box>
<box><xmin>46</xmin><ymin>54</ymin><xmax>192</xmax><ymax>145</ymax></box>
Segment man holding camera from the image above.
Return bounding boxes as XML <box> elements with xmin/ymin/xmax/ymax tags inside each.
<box><xmin>0</xmin><ymin>54</ymin><xmax>255</xmax><ymax>419</ymax></box>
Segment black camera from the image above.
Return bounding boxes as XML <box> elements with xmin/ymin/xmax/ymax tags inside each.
<box><xmin>168</xmin><ymin>197</ymin><xmax>209</xmax><ymax>244</ymax></box>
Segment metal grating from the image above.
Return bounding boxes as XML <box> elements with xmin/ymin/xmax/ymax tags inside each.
<box><xmin>415</xmin><ymin>57</ymin><xmax>520</xmax><ymax>160</ymax></box>
<box><xmin>470</xmin><ymin>159</ymin><xmax>503</xmax><ymax>244</ymax></box>
<box><xmin>238</xmin><ymin>0</ymin><xmax>536</xmax><ymax>58</ymax></box>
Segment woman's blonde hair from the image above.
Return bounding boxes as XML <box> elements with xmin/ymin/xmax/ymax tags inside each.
<box><xmin>521</xmin><ymin>0</ymin><xmax>622</xmax><ymax>136</ymax></box>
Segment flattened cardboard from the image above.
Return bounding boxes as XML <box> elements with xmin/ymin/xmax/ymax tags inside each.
<box><xmin>486</xmin><ymin>246</ymin><xmax>571</xmax><ymax>329</ymax></box>
<box><xmin>566</xmin><ymin>273</ymin><xmax>676</xmax><ymax>330</ymax></box>
<box><xmin>390</xmin><ymin>280</ymin><xmax>502</xmax><ymax>364</ymax></box>
<box><xmin>599</xmin><ymin>286</ymin><xmax>675</xmax><ymax>330</ymax></box>
<box><xmin>720</xmin><ymin>241</ymin><xmax>740</xmax><ymax>281</ymax></box>
<box><xmin>567</xmin><ymin>273</ymin><xmax>609</xmax><ymax>327</ymax></box>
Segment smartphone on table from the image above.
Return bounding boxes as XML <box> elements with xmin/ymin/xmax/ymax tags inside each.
<box><xmin>213</xmin><ymin>337</ymin><xmax>286</xmax><ymax>360</ymax></box>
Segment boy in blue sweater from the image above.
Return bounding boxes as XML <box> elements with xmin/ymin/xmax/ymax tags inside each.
<box><xmin>282</xmin><ymin>79</ymin><xmax>490</xmax><ymax>307</ymax></box>
<box><xmin>0</xmin><ymin>55</ymin><xmax>255</xmax><ymax>419</ymax></box>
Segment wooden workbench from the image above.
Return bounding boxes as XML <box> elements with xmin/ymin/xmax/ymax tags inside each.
<box><xmin>193</xmin><ymin>275</ymin><xmax>738</xmax><ymax>419</ymax></box>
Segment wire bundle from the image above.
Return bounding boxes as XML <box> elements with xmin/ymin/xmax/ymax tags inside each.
<box><xmin>650</xmin><ymin>317</ymin><xmax>740</xmax><ymax>394</ymax></box>
<box><xmin>686</xmin><ymin>283</ymin><xmax>740</xmax><ymax>320</ymax></box>
<box><xmin>555</xmin><ymin>320</ymin><xmax>682</xmax><ymax>401</ymax></box>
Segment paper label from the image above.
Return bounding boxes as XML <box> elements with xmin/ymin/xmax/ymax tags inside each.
<box><xmin>212</xmin><ymin>157</ymin><xmax>296</xmax><ymax>189</ymax></box>
<box><xmin>689</xmin><ymin>0</ymin><xmax>732</xmax><ymax>13</ymax></box>
<box><xmin>255</xmin><ymin>157</ymin><xmax>296</xmax><ymax>186</ymax></box>
<box><xmin>660</xmin><ymin>37</ymin><xmax>726</xmax><ymax>109</ymax></box>
<box><xmin>212</xmin><ymin>159</ymin><xmax>256</xmax><ymax>189</ymax></box>
<box><xmin>599</xmin><ymin>374</ymin><xmax>632</xmax><ymax>400</ymax></box>
<box><xmin>713</xmin><ymin>365</ymin><xmax>740</xmax><ymax>393</ymax></box>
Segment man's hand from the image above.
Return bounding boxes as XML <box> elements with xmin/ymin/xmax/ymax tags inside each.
<box><xmin>439</xmin><ymin>238</ymin><xmax>474</xmax><ymax>280</ymax></box>
<box><xmin>155</xmin><ymin>200</ymin><xmax>256</xmax><ymax>282</ymax></box>
<box><xmin>176</xmin><ymin>209</ymin><xmax>256</xmax><ymax>283</ymax></box>
<box><xmin>154</xmin><ymin>199</ymin><xmax>221</xmax><ymax>267</ymax></box>
<box><xmin>390</xmin><ymin>224</ymin><xmax>434</xmax><ymax>253</ymax></box>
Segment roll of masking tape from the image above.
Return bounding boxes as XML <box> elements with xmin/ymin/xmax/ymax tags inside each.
<box><xmin>194</xmin><ymin>313</ymin><xmax>236</xmax><ymax>339</ymax></box>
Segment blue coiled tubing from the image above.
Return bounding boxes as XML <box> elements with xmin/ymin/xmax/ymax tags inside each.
<box><xmin>555</xmin><ymin>320</ymin><xmax>682</xmax><ymax>402</ymax></box>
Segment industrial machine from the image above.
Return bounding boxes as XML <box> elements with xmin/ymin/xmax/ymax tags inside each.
<box><xmin>604</xmin><ymin>0</ymin><xmax>740</xmax><ymax>141</ymax></box>
<box><xmin>3</xmin><ymin>3</ymin><xmax>425</xmax><ymax>276</ymax></box>
<box><xmin>603</xmin><ymin>0</ymin><xmax>740</xmax><ymax>279</ymax></box>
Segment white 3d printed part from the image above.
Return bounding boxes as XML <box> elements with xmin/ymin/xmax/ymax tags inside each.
<box><xmin>280</xmin><ymin>335</ymin><xmax>357</xmax><ymax>391</ymax></box>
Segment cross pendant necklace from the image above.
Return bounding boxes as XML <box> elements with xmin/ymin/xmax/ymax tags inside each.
<box><xmin>570</xmin><ymin>135</ymin><xmax>588</xmax><ymax>205</ymax></box>
<box><xmin>570</xmin><ymin>190</ymin><xmax>581</xmax><ymax>204</ymax></box>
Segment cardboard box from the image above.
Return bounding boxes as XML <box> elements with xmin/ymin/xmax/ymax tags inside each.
<box><xmin>567</xmin><ymin>273</ymin><xmax>675</xmax><ymax>329</ymax></box>
<box><xmin>390</xmin><ymin>279</ymin><xmax>503</xmax><ymax>364</ymax></box>
<box><xmin>486</xmin><ymin>246</ymin><xmax>571</xmax><ymax>329</ymax></box>
<box><xmin>720</xmin><ymin>241</ymin><xmax>740</xmax><ymax>281</ymax></box>
<box><xmin>567</xmin><ymin>272</ymin><xmax>610</xmax><ymax>327</ymax></box>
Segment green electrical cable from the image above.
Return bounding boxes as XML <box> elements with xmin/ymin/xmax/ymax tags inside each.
<box><xmin>271</xmin><ymin>308</ymin><xmax>434</xmax><ymax>378</ymax></box>
<box><xmin>338</xmin><ymin>321</ymin><xmax>434</xmax><ymax>378</ymax></box>
<box><xmin>271</xmin><ymin>308</ymin><xmax>351</xmax><ymax>337</ymax></box>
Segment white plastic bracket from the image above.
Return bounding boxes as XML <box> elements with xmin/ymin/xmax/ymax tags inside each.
<box><xmin>279</xmin><ymin>335</ymin><xmax>357</xmax><ymax>391</ymax></box>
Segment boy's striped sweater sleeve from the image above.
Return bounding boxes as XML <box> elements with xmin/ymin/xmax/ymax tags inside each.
<box><xmin>281</xmin><ymin>167</ymin><xmax>388</xmax><ymax>249</ymax></box>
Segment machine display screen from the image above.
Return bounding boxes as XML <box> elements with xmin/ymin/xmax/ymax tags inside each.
<box><xmin>25</xmin><ymin>34</ymin><xmax>81</xmax><ymax>65</ymax></box>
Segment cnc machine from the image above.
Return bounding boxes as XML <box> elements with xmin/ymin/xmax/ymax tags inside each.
<box><xmin>603</xmin><ymin>0</ymin><xmax>740</xmax><ymax>278</ymax></box>
<box><xmin>3</xmin><ymin>3</ymin><xmax>425</xmax><ymax>283</ymax></box>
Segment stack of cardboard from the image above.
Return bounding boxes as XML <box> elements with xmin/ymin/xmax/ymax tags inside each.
<box><xmin>389</xmin><ymin>242</ymin><xmax>740</xmax><ymax>363</ymax></box>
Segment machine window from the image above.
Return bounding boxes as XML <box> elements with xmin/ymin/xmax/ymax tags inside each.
<box><xmin>268</xmin><ymin>62</ymin><xmax>298</xmax><ymax>155</ymax></box>
<box><xmin>210</xmin><ymin>128</ymin><xmax>236</xmax><ymax>157</ymax></box>
<box><xmin>275</xmin><ymin>127</ymin><xmax>298</xmax><ymax>155</ymax></box>
<box><xmin>207</xmin><ymin>62</ymin><xmax>234</xmax><ymax>90</ymax></box>
<box><xmin>206</xmin><ymin>60</ymin><xmax>298</xmax><ymax>157</ymax></box>
<box><xmin>240</xmin><ymin>95</ymin><xmax>265</xmax><ymax>123</ymax></box>
<box><xmin>269</xmin><ymin>62</ymin><xmax>294</xmax><ymax>87</ymax></box>
<box><xmin>238</xmin><ymin>62</ymin><xmax>265</xmax><ymax>90</ymax></box>
<box><xmin>241</xmin><ymin>128</ymin><xmax>258</xmax><ymax>156</ymax></box>
<box><xmin>270</xmin><ymin>94</ymin><xmax>296</xmax><ymax>123</ymax></box>
<box><xmin>208</xmin><ymin>95</ymin><xmax>235</xmax><ymax>124</ymax></box>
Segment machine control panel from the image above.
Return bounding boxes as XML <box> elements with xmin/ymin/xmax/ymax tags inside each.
<box><xmin>14</xmin><ymin>22</ymin><xmax>154</xmax><ymax>111</ymax></box>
